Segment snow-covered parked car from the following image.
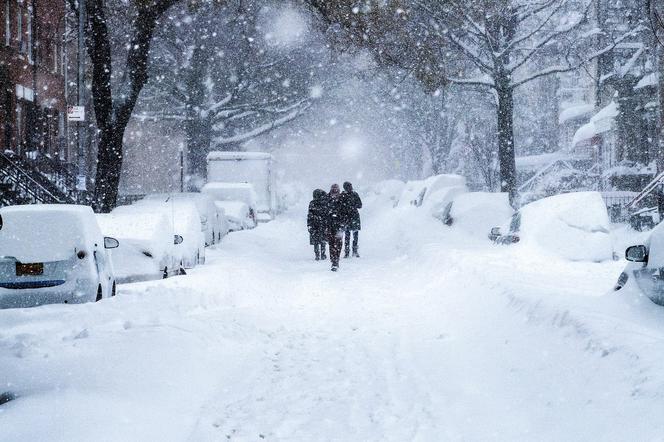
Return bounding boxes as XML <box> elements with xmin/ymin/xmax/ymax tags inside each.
<box><xmin>0</xmin><ymin>205</ymin><xmax>118</xmax><ymax>308</ymax></box>
<box><xmin>440</xmin><ymin>192</ymin><xmax>514</xmax><ymax>237</ymax></box>
<box><xmin>366</xmin><ymin>179</ymin><xmax>405</xmax><ymax>208</ymax></box>
<box><xmin>422</xmin><ymin>185</ymin><xmax>468</xmax><ymax>221</ymax></box>
<box><xmin>117</xmin><ymin>200</ymin><xmax>206</xmax><ymax>269</ymax></box>
<box><xmin>213</xmin><ymin>204</ymin><xmax>230</xmax><ymax>242</ymax></box>
<box><xmin>96</xmin><ymin>212</ymin><xmax>181</xmax><ymax>283</ymax></box>
<box><xmin>490</xmin><ymin>192</ymin><xmax>614</xmax><ymax>262</ymax></box>
<box><xmin>615</xmin><ymin>222</ymin><xmax>664</xmax><ymax>305</ymax></box>
<box><xmin>397</xmin><ymin>174</ymin><xmax>466</xmax><ymax>208</ymax></box>
<box><xmin>629</xmin><ymin>206</ymin><xmax>660</xmax><ymax>232</ymax></box>
<box><xmin>143</xmin><ymin>192</ymin><xmax>223</xmax><ymax>246</ymax></box>
<box><xmin>214</xmin><ymin>201</ymin><xmax>256</xmax><ymax>231</ymax></box>
<box><xmin>202</xmin><ymin>182</ymin><xmax>258</xmax><ymax>228</ymax></box>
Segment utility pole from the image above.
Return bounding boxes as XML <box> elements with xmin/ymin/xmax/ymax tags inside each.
<box><xmin>76</xmin><ymin>0</ymin><xmax>87</xmax><ymax>196</ymax></box>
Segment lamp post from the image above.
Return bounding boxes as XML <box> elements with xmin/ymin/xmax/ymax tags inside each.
<box><xmin>179</xmin><ymin>144</ymin><xmax>184</xmax><ymax>193</ymax></box>
<box><xmin>76</xmin><ymin>0</ymin><xmax>86</xmax><ymax>195</ymax></box>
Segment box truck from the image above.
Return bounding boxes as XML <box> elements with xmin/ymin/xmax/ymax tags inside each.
<box><xmin>206</xmin><ymin>151</ymin><xmax>276</xmax><ymax>221</ymax></box>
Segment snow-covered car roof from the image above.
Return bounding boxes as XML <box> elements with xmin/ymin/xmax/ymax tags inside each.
<box><xmin>144</xmin><ymin>192</ymin><xmax>215</xmax><ymax>218</ymax></box>
<box><xmin>97</xmin><ymin>212</ymin><xmax>169</xmax><ymax>242</ymax></box>
<box><xmin>97</xmin><ymin>212</ymin><xmax>173</xmax><ymax>257</ymax></box>
<box><xmin>0</xmin><ymin>204</ymin><xmax>101</xmax><ymax>263</ymax></box>
<box><xmin>202</xmin><ymin>182</ymin><xmax>258</xmax><ymax>207</ymax></box>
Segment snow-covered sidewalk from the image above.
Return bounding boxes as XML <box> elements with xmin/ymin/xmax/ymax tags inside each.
<box><xmin>2</xmin><ymin>202</ymin><xmax>664</xmax><ymax>441</ymax></box>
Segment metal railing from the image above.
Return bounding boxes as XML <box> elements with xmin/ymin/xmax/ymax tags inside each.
<box><xmin>0</xmin><ymin>151</ymin><xmax>65</xmax><ymax>205</ymax></box>
<box><xmin>4</xmin><ymin>151</ymin><xmax>77</xmax><ymax>203</ymax></box>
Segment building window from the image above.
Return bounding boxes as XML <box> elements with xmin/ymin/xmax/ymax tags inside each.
<box><xmin>4</xmin><ymin>0</ymin><xmax>9</xmax><ymax>47</ymax></box>
<box><xmin>16</xmin><ymin>2</ymin><xmax>22</xmax><ymax>52</ymax></box>
<box><xmin>15</xmin><ymin>102</ymin><xmax>22</xmax><ymax>153</ymax></box>
<box><xmin>26</xmin><ymin>5</ymin><xmax>31</xmax><ymax>63</ymax></box>
<box><xmin>53</xmin><ymin>42</ymin><xmax>58</xmax><ymax>72</ymax></box>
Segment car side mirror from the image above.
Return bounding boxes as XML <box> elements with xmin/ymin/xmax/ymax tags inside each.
<box><xmin>625</xmin><ymin>245</ymin><xmax>648</xmax><ymax>263</ymax></box>
<box><xmin>104</xmin><ymin>237</ymin><xmax>119</xmax><ymax>249</ymax></box>
<box><xmin>174</xmin><ymin>235</ymin><xmax>184</xmax><ymax>245</ymax></box>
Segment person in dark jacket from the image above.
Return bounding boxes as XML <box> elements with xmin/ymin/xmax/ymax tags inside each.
<box><xmin>341</xmin><ymin>181</ymin><xmax>362</xmax><ymax>258</ymax></box>
<box><xmin>307</xmin><ymin>189</ymin><xmax>328</xmax><ymax>260</ymax></box>
<box><xmin>326</xmin><ymin>184</ymin><xmax>344</xmax><ymax>271</ymax></box>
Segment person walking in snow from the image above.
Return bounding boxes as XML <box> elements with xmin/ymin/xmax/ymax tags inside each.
<box><xmin>307</xmin><ymin>189</ymin><xmax>328</xmax><ymax>261</ymax></box>
<box><xmin>341</xmin><ymin>181</ymin><xmax>362</xmax><ymax>258</ymax></box>
<box><xmin>326</xmin><ymin>184</ymin><xmax>345</xmax><ymax>272</ymax></box>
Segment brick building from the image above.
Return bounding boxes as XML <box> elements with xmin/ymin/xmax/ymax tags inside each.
<box><xmin>1</xmin><ymin>0</ymin><xmax>69</xmax><ymax>163</ymax></box>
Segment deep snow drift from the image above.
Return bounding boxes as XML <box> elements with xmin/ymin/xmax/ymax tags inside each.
<box><xmin>1</xmin><ymin>194</ymin><xmax>664</xmax><ymax>441</ymax></box>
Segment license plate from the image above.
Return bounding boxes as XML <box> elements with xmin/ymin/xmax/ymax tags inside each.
<box><xmin>16</xmin><ymin>262</ymin><xmax>44</xmax><ymax>276</ymax></box>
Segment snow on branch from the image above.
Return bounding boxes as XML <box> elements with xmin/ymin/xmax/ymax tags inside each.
<box><xmin>212</xmin><ymin>103</ymin><xmax>311</xmax><ymax>145</ymax></box>
<box><xmin>447</xmin><ymin>76</ymin><xmax>495</xmax><ymax>88</ymax></box>
<box><xmin>500</xmin><ymin>0</ymin><xmax>584</xmax><ymax>61</ymax></box>
<box><xmin>511</xmin><ymin>23</ymin><xmax>644</xmax><ymax>88</ymax></box>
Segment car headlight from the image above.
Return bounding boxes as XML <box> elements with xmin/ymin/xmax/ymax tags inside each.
<box><xmin>614</xmin><ymin>272</ymin><xmax>629</xmax><ymax>291</ymax></box>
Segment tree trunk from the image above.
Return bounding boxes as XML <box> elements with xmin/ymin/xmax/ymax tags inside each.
<box><xmin>657</xmin><ymin>42</ymin><xmax>664</xmax><ymax>217</ymax></box>
<box><xmin>185</xmin><ymin>43</ymin><xmax>212</xmax><ymax>184</ymax></box>
<box><xmin>185</xmin><ymin>113</ymin><xmax>212</xmax><ymax>187</ymax></box>
<box><xmin>78</xmin><ymin>0</ymin><xmax>178</xmax><ymax>213</ymax></box>
<box><xmin>496</xmin><ymin>83</ymin><xmax>518</xmax><ymax>205</ymax></box>
<box><xmin>93</xmin><ymin>128</ymin><xmax>123</xmax><ymax>212</ymax></box>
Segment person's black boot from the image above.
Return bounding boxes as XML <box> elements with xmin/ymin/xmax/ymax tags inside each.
<box><xmin>353</xmin><ymin>250</ymin><xmax>360</xmax><ymax>258</ymax></box>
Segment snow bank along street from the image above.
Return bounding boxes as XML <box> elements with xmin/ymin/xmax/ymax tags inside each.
<box><xmin>2</xmin><ymin>194</ymin><xmax>664</xmax><ymax>441</ymax></box>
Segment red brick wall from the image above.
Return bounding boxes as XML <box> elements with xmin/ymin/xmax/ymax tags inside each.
<box><xmin>1</xmin><ymin>0</ymin><xmax>67</xmax><ymax>161</ymax></box>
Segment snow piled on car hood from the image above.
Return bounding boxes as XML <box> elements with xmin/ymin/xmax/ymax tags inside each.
<box><xmin>518</xmin><ymin>192</ymin><xmax>613</xmax><ymax>262</ymax></box>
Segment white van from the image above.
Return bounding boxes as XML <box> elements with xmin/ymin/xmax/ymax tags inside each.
<box><xmin>0</xmin><ymin>205</ymin><xmax>118</xmax><ymax>308</ymax></box>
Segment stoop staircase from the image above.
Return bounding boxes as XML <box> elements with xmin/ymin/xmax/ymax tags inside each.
<box><xmin>0</xmin><ymin>150</ymin><xmax>79</xmax><ymax>207</ymax></box>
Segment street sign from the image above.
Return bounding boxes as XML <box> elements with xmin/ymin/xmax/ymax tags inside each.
<box><xmin>76</xmin><ymin>175</ymin><xmax>87</xmax><ymax>191</ymax></box>
<box><xmin>68</xmin><ymin>106</ymin><xmax>85</xmax><ymax>122</ymax></box>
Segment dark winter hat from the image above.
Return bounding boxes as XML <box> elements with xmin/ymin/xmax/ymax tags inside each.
<box><xmin>313</xmin><ymin>189</ymin><xmax>324</xmax><ymax>199</ymax></box>
<box><xmin>329</xmin><ymin>184</ymin><xmax>340</xmax><ymax>195</ymax></box>
<box><xmin>343</xmin><ymin>182</ymin><xmax>353</xmax><ymax>192</ymax></box>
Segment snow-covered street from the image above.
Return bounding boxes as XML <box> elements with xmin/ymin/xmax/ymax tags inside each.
<box><xmin>2</xmin><ymin>199</ymin><xmax>664</xmax><ymax>441</ymax></box>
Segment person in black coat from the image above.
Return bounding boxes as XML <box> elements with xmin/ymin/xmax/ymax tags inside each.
<box><xmin>341</xmin><ymin>181</ymin><xmax>362</xmax><ymax>258</ymax></box>
<box><xmin>307</xmin><ymin>189</ymin><xmax>328</xmax><ymax>260</ymax></box>
<box><xmin>326</xmin><ymin>184</ymin><xmax>344</xmax><ymax>271</ymax></box>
